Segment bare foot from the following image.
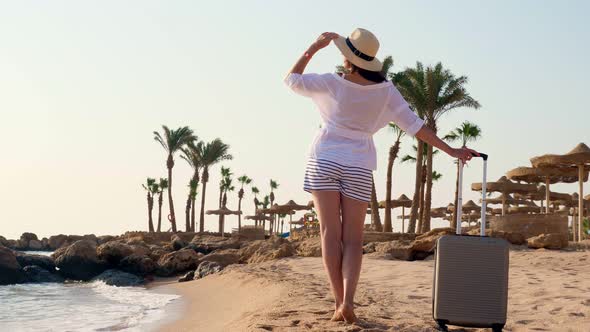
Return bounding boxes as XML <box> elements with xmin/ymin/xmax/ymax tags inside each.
<box><xmin>339</xmin><ymin>303</ymin><xmax>357</xmax><ymax>324</ymax></box>
<box><xmin>330</xmin><ymin>309</ymin><xmax>344</xmax><ymax>321</ymax></box>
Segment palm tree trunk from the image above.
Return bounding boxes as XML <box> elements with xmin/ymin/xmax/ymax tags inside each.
<box><xmin>167</xmin><ymin>156</ymin><xmax>177</xmax><ymax>232</ymax></box>
<box><xmin>370</xmin><ymin>174</ymin><xmax>383</xmax><ymax>232</ymax></box>
<box><xmin>238</xmin><ymin>197</ymin><xmax>243</xmax><ymax>232</ymax></box>
<box><xmin>218</xmin><ymin>189</ymin><xmax>223</xmax><ymax>230</ymax></box>
<box><xmin>384</xmin><ymin>140</ymin><xmax>401</xmax><ymax>232</ymax></box>
<box><xmin>199</xmin><ymin>169</ymin><xmax>209</xmax><ymax>233</ymax></box>
<box><xmin>190</xmin><ymin>197</ymin><xmax>196</xmax><ymax>232</ymax></box>
<box><xmin>422</xmin><ymin>143</ymin><xmax>434</xmax><ymax>233</ymax></box>
<box><xmin>185</xmin><ymin>196</ymin><xmax>191</xmax><ymax>232</ymax></box>
<box><xmin>451</xmin><ymin>161</ymin><xmax>460</xmax><ymax>230</ymax></box>
<box><xmin>417</xmin><ymin>164</ymin><xmax>427</xmax><ymax>234</ymax></box>
<box><xmin>408</xmin><ymin>140</ymin><xmax>424</xmax><ymax>234</ymax></box>
<box><xmin>147</xmin><ymin>193</ymin><xmax>154</xmax><ymax>232</ymax></box>
<box><xmin>157</xmin><ymin>193</ymin><xmax>163</xmax><ymax>232</ymax></box>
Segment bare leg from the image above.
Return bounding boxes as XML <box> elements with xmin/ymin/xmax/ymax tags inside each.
<box><xmin>339</xmin><ymin>195</ymin><xmax>368</xmax><ymax>323</ymax></box>
<box><xmin>311</xmin><ymin>190</ymin><xmax>344</xmax><ymax>321</ymax></box>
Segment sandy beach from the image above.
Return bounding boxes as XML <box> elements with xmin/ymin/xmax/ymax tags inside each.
<box><xmin>156</xmin><ymin>248</ymin><xmax>590</xmax><ymax>332</ymax></box>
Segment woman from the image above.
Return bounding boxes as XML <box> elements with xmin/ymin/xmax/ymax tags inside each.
<box><xmin>284</xmin><ymin>28</ymin><xmax>477</xmax><ymax>323</ymax></box>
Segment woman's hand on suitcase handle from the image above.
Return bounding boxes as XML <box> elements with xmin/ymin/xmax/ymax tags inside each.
<box><xmin>451</xmin><ymin>147</ymin><xmax>480</xmax><ymax>164</ymax></box>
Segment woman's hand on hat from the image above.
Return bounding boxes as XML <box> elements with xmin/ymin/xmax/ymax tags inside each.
<box><xmin>311</xmin><ymin>32</ymin><xmax>340</xmax><ymax>52</ymax></box>
<box><xmin>451</xmin><ymin>146</ymin><xmax>480</xmax><ymax>164</ymax></box>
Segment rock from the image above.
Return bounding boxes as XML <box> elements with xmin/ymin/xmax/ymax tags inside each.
<box><xmin>130</xmin><ymin>244</ymin><xmax>150</xmax><ymax>257</ymax></box>
<box><xmin>363</xmin><ymin>242</ymin><xmax>377</xmax><ymax>254</ymax></box>
<box><xmin>14</xmin><ymin>239</ymin><xmax>29</xmax><ymax>250</ymax></box>
<box><xmin>0</xmin><ymin>246</ymin><xmax>26</xmax><ymax>285</ymax></box>
<box><xmin>97</xmin><ymin>235</ymin><xmax>117</xmax><ymax>245</ymax></box>
<box><xmin>199</xmin><ymin>249</ymin><xmax>240</xmax><ymax>267</ymax></box>
<box><xmin>48</xmin><ymin>234</ymin><xmax>69</xmax><ymax>250</ymax></box>
<box><xmin>295</xmin><ymin>237</ymin><xmax>322</xmax><ymax>257</ymax></box>
<box><xmin>23</xmin><ymin>265</ymin><xmax>64</xmax><ymax>283</ymax></box>
<box><xmin>148</xmin><ymin>245</ymin><xmax>170</xmax><ymax>262</ymax></box>
<box><xmin>92</xmin><ymin>269</ymin><xmax>144</xmax><ymax>286</ymax></box>
<box><xmin>14</xmin><ymin>252</ymin><xmax>56</xmax><ymax>272</ymax></box>
<box><xmin>491</xmin><ymin>230</ymin><xmax>526</xmax><ymax>245</ymax></box>
<box><xmin>157</xmin><ymin>248</ymin><xmax>203</xmax><ymax>276</ymax></box>
<box><xmin>527</xmin><ymin>233</ymin><xmax>568</xmax><ymax>250</ymax></box>
<box><xmin>171</xmin><ymin>234</ymin><xmax>188</xmax><ymax>251</ymax></box>
<box><xmin>0</xmin><ymin>236</ymin><xmax>9</xmax><ymax>247</ymax></box>
<box><xmin>97</xmin><ymin>241</ymin><xmax>134</xmax><ymax>264</ymax></box>
<box><xmin>118</xmin><ymin>254</ymin><xmax>157</xmax><ymax>276</ymax></box>
<box><xmin>178</xmin><ymin>270</ymin><xmax>195</xmax><ymax>282</ymax></box>
<box><xmin>41</xmin><ymin>238</ymin><xmax>50</xmax><ymax>250</ymax></box>
<box><xmin>376</xmin><ymin>240</ymin><xmax>415</xmax><ymax>261</ymax></box>
<box><xmin>54</xmin><ymin>240</ymin><xmax>107</xmax><ymax>281</ymax></box>
<box><xmin>28</xmin><ymin>239</ymin><xmax>43</xmax><ymax>250</ymax></box>
<box><xmin>189</xmin><ymin>235</ymin><xmax>242</xmax><ymax>254</ymax></box>
<box><xmin>238</xmin><ymin>237</ymin><xmax>295</xmax><ymax>264</ymax></box>
<box><xmin>51</xmin><ymin>246</ymin><xmax>69</xmax><ymax>261</ymax></box>
<box><xmin>412</xmin><ymin>228</ymin><xmax>455</xmax><ymax>253</ymax></box>
<box><xmin>20</xmin><ymin>232</ymin><xmax>39</xmax><ymax>244</ymax></box>
<box><xmin>195</xmin><ymin>261</ymin><xmax>223</xmax><ymax>279</ymax></box>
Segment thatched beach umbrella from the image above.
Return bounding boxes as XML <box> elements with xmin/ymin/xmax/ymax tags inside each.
<box><xmin>531</xmin><ymin>143</ymin><xmax>590</xmax><ymax>241</ymax></box>
<box><xmin>277</xmin><ymin>200</ymin><xmax>311</xmax><ymax>233</ymax></box>
<box><xmin>206</xmin><ymin>207</ymin><xmax>242</xmax><ymax>237</ymax></box>
<box><xmin>506</xmin><ymin>166</ymin><xmax>585</xmax><ymax>213</ymax></box>
<box><xmin>245</xmin><ymin>214</ymin><xmax>273</xmax><ymax>230</ymax></box>
<box><xmin>484</xmin><ymin>193</ymin><xmax>534</xmax><ymax>206</ymax></box>
<box><xmin>378</xmin><ymin>194</ymin><xmax>412</xmax><ymax>233</ymax></box>
<box><xmin>472</xmin><ymin>176</ymin><xmax>537</xmax><ymax>215</ymax></box>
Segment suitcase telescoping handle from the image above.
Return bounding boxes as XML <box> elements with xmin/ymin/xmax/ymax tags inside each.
<box><xmin>456</xmin><ymin>152</ymin><xmax>488</xmax><ymax>236</ymax></box>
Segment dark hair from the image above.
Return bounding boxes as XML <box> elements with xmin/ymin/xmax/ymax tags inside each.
<box><xmin>351</xmin><ymin>64</ymin><xmax>386</xmax><ymax>83</ymax></box>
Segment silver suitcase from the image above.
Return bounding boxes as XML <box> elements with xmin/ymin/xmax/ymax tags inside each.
<box><xmin>433</xmin><ymin>153</ymin><xmax>509</xmax><ymax>332</ymax></box>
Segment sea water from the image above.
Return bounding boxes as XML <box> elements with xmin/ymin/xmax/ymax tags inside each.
<box><xmin>0</xmin><ymin>251</ymin><xmax>180</xmax><ymax>332</ymax></box>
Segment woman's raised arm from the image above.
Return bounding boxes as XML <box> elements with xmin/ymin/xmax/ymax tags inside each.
<box><xmin>414</xmin><ymin>125</ymin><xmax>480</xmax><ymax>164</ymax></box>
<box><xmin>286</xmin><ymin>32</ymin><xmax>339</xmax><ymax>76</ymax></box>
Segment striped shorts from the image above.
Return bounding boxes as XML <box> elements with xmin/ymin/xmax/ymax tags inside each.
<box><xmin>303</xmin><ymin>158</ymin><xmax>373</xmax><ymax>203</ymax></box>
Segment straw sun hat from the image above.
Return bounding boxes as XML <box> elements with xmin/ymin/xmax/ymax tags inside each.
<box><xmin>334</xmin><ymin>28</ymin><xmax>383</xmax><ymax>72</ymax></box>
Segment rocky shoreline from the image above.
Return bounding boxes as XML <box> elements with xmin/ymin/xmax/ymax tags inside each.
<box><xmin>0</xmin><ymin>228</ymin><xmax>577</xmax><ymax>287</ymax></box>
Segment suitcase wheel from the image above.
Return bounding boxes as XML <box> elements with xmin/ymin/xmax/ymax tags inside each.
<box><xmin>492</xmin><ymin>324</ymin><xmax>504</xmax><ymax>332</ymax></box>
<box><xmin>436</xmin><ymin>320</ymin><xmax>448</xmax><ymax>332</ymax></box>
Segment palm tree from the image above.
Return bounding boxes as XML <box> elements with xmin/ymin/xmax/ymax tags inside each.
<box><xmin>262</xmin><ymin>194</ymin><xmax>270</xmax><ymax>232</ymax></box>
<box><xmin>401</xmin><ymin>143</ymin><xmax>439</xmax><ymax>233</ymax></box>
<box><xmin>383</xmin><ymin>123</ymin><xmax>406</xmax><ymax>232</ymax></box>
<box><xmin>142</xmin><ymin>178</ymin><xmax>157</xmax><ymax>232</ymax></box>
<box><xmin>156</xmin><ymin>178</ymin><xmax>168</xmax><ymax>232</ymax></box>
<box><xmin>269</xmin><ymin>180</ymin><xmax>279</xmax><ymax>234</ymax></box>
<box><xmin>197</xmin><ymin>139</ymin><xmax>232</xmax><ymax>233</ymax></box>
<box><xmin>251</xmin><ymin>186</ymin><xmax>260</xmax><ymax>227</ymax></box>
<box><xmin>153</xmin><ymin>125</ymin><xmax>197</xmax><ymax>232</ymax></box>
<box><xmin>443</xmin><ymin>121</ymin><xmax>482</xmax><ymax>229</ymax></box>
<box><xmin>219</xmin><ymin>172</ymin><xmax>235</xmax><ymax>234</ymax></box>
<box><xmin>181</xmin><ymin>142</ymin><xmax>204</xmax><ymax>232</ymax></box>
<box><xmin>218</xmin><ymin>167</ymin><xmax>233</xmax><ymax>232</ymax></box>
<box><xmin>395</xmin><ymin>62</ymin><xmax>480</xmax><ymax>233</ymax></box>
<box><xmin>237</xmin><ymin>175</ymin><xmax>252</xmax><ymax>232</ymax></box>
<box><xmin>184</xmin><ymin>179</ymin><xmax>198</xmax><ymax>232</ymax></box>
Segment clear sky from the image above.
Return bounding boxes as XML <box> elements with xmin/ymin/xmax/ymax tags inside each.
<box><xmin>1</xmin><ymin>1</ymin><xmax>588</xmax><ymax>239</ymax></box>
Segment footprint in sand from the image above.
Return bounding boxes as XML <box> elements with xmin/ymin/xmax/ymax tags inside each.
<box><xmin>582</xmin><ymin>299</ymin><xmax>590</xmax><ymax>306</ymax></box>
<box><xmin>516</xmin><ymin>319</ymin><xmax>534</xmax><ymax>325</ymax></box>
<box><xmin>549</xmin><ymin>307</ymin><xmax>562</xmax><ymax>314</ymax></box>
<box><xmin>569</xmin><ymin>312</ymin><xmax>585</xmax><ymax>317</ymax></box>
<box><xmin>408</xmin><ymin>295</ymin><xmax>428</xmax><ymax>300</ymax></box>
<box><xmin>255</xmin><ymin>324</ymin><xmax>275</xmax><ymax>331</ymax></box>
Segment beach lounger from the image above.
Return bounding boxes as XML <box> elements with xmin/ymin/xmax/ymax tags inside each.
<box><xmin>433</xmin><ymin>153</ymin><xmax>509</xmax><ymax>332</ymax></box>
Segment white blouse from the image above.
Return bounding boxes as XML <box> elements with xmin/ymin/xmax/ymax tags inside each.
<box><xmin>284</xmin><ymin>72</ymin><xmax>424</xmax><ymax>171</ymax></box>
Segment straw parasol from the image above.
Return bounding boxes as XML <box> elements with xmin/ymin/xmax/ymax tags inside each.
<box><xmin>276</xmin><ymin>200</ymin><xmax>310</xmax><ymax>233</ymax></box>
<box><xmin>506</xmin><ymin>166</ymin><xmax>586</xmax><ymax>213</ymax></box>
<box><xmin>531</xmin><ymin>143</ymin><xmax>590</xmax><ymax>241</ymax></box>
<box><xmin>508</xmin><ymin>205</ymin><xmax>540</xmax><ymax>214</ymax></box>
<box><xmin>378</xmin><ymin>194</ymin><xmax>413</xmax><ymax>233</ymax></box>
<box><xmin>472</xmin><ymin>176</ymin><xmax>537</xmax><ymax>215</ymax></box>
<box><xmin>206</xmin><ymin>207</ymin><xmax>242</xmax><ymax>237</ymax></box>
<box><xmin>484</xmin><ymin>193</ymin><xmax>534</xmax><ymax>206</ymax></box>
